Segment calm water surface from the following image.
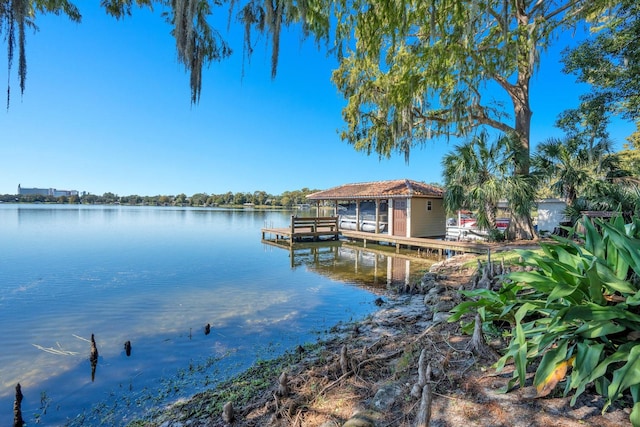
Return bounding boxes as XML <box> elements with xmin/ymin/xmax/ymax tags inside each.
<box><xmin>0</xmin><ymin>204</ymin><xmax>432</xmax><ymax>425</ymax></box>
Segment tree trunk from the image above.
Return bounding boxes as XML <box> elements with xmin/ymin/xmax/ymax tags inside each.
<box><xmin>509</xmin><ymin>66</ymin><xmax>536</xmax><ymax>240</ymax></box>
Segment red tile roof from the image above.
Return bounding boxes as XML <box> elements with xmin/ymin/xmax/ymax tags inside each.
<box><xmin>306</xmin><ymin>179</ymin><xmax>443</xmax><ymax>200</ymax></box>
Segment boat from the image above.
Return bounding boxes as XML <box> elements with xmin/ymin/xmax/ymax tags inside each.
<box><xmin>338</xmin><ymin>202</ymin><xmax>388</xmax><ymax>233</ymax></box>
<box><xmin>446</xmin><ymin>211</ymin><xmax>509</xmax><ymax>241</ymax></box>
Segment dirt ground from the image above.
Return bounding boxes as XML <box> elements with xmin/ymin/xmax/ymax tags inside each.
<box><xmin>139</xmin><ymin>254</ymin><xmax>633</xmax><ymax>427</ymax></box>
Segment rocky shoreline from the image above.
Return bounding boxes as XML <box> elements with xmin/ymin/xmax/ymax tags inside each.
<box><xmin>129</xmin><ymin>254</ymin><xmax>631</xmax><ymax>427</ymax></box>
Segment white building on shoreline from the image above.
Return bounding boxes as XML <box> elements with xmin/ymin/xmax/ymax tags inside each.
<box><xmin>17</xmin><ymin>184</ymin><xmax>79</xmax><ymax>197</ymax></box>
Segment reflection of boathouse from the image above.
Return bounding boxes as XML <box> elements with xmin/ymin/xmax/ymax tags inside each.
<box><xmin>284</xmin><ymin>242</ymin><xmax>422</xmax><ymax>290</ymax></box>
<box><xmin>306</xmin><ymin>179</ymin><xmax>446</xmax><ymax>238</ymax></box>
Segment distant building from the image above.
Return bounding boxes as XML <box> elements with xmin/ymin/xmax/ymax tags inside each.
<box><xmin>18</xmin><ymin>184</ymin><xmax>79</xmax><ymax>197</ymax></box>
<box><xmin>536</xmin><ymin>198</ymin><xmax>568</xmax><ymax>234</ymax></box>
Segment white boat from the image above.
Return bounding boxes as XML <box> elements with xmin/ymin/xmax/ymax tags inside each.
<box><xmin>338</xmin><ymin>201</ymin><xmax>388</xmax><ymax>233</ymax></box>
<box><xmin>446</xmin><ymin>212</ymin><xmax>509</xmax><ymax>241</ymax></box>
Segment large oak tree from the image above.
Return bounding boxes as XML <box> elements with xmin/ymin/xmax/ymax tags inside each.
<box><xmin>241</xmin><ymin>0</ymin><xmax>615</xmax><ymax>239</ymax></box>
<box><xmin>299</xmin><ymin>0</ymin><xmax>614</xmax><ymax>239</ymax></box>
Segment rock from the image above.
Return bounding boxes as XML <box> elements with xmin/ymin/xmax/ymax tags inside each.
<box><xmin>432</xmin><ymin>312</ymin><xmax>451</xmax><ymax>323</ymax></box>
<box><xmin>434</xmin><ymin>300</ymin><xmax>455</xmax><ymax>313</ymax></box>
<box><xmin>424</xmin><ymin>285</ymin><xmax>447</xmax><ymax>306</ymax></box>
<box><xmin>343</xmin><ymin>410</ymin><xmax>381</xmax><ymax>427</ymax></box>
<box><xmin>371</xmin><ymin>382</ymin><xmax>402</xmax><ymax>412</ymax></box>
<box><xmin>428</xmin><ymin>285</ymin><xmax>445</xmax><ymax>295</ymax></box>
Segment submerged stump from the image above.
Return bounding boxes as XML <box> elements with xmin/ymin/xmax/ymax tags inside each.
<box><xmin>90</xmin><ymin>334</ymin><xmax>99</xmax><ymax>381</ymax></box>
<box><xmin>13</xmin><ymin>383</ymin><xmax>24</xmax><ymax>427</ymax></box>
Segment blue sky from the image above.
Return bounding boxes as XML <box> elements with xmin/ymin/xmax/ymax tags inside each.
<box><xmin>0</xmin><ymin>4</ymin><xmax>635</xmax><ymax>197</ymax></box>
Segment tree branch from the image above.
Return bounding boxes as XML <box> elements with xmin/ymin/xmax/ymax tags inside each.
<box><xmin>542</xmin><ymin>0</ymin><xmax>581</xmax><ymax>22</ymax></box>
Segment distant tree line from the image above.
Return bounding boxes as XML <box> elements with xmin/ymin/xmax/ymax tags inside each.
<box><xmin>0</xmin><ymin>188</ymin><xmax>320</xmax><ymax>208</ymax></box>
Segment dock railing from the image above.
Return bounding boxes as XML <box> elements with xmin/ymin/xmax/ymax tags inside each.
<box><xmin>291</xmin><ymin>216</ymin><xmax>339</xmax><ymax>239</ymax></box>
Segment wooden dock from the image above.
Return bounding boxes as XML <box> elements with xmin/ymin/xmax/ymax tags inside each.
<box><xmin>339</xmin><ymin>230</ymin><xmax>489</xmax><ymax>255</ymax></box>
<box><xmin>261</xmin><ymin>216</ymin><xmax>340</xmax><ymax>246</ymax></box>
<box><xmin>261</xmin><ymin>216</ymin><xmax>489</xmax><ymax>254</ymax></box>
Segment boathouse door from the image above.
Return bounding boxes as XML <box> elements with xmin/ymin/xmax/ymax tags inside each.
<box><xmin>393</xmin><ymin>199</ymin><xmax>407</xmax><ymax>237</ymax></box>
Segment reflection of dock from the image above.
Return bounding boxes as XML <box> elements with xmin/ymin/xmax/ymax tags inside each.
<box><xmin>261</xmin><ymin>240</ymin><xmax>342</xmax><ymax>269</ymax></box>
<box><xmin>261</xmin><ymin>240</ymin><xmax>426</xmax><ymax>289</ymax></box>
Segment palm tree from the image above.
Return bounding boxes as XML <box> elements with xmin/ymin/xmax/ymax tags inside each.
<box><xmin>532</xmin><ymin>136</ymin><xmax>624</xmax><ymax>208</ymax></box>
<box><xmin>442</xmin><ymin>132</ymin><xmax>514</xmax><ymax>232</ymax></box>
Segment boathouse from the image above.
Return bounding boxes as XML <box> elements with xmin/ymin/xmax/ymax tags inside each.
<box><xmin>306</xmin><ymin>179</ymin><xmax>446</xmax><ymax>238</ymax></box>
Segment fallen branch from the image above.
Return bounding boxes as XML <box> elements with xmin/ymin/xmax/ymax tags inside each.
<box><xmin>32</xmin><ymin>343</ymin><xmax>79</xmax><ymax>356</ymax></box>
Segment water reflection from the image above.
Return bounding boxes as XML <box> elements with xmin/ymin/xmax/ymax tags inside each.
<box><xmin>273</xmin><ymin>241</ymin><xmax>434</xmax><ymax>291</ymax></box>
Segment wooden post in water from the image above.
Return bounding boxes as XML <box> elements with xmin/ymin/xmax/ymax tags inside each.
<box><xmin>90</xmin><ymin>334</ymin><xmax>98</xmax><ymax>381</ymax></box>
<box><xmin>13</xmin><ymin>383</ymin><xmax>23</xmax><ymax>427</ymax></box>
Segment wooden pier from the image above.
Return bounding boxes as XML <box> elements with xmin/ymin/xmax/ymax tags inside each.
<box><xmin>261</xmin><ymin>216</ymin><xmax>489</xmax><ymax>254</ymax></box>
<box><xmin>261</xmin><ymin>216</ymin><xmax>340</xmax><ymax>246</ymax></box>
<box><xmin>339</xmin><ymin>230</ymin><xmax>489</xmax><ymax>255</ymax></box>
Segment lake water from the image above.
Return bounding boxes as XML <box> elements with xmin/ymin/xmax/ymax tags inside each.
<box><xmin>0</xmin><ymin>204</ymin><xmax>433</xmax><ymax>426</ymax></box>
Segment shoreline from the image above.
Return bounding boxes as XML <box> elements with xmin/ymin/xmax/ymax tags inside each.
<box><xmin>125</xmin><ymin>253</ymin><xmax>632</xmax><ymax>427</ymax></box>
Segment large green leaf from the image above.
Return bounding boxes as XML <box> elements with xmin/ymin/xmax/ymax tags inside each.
<box><xmin>630</xmin><ymin>402</ymin><xmax>640</xmax><ymax>427</ymax></box>
<box><xmin>606</xmin><ymin>344</ymin><xmax>640</xmax><ymax>411</ymax></box>
<box><xmin>547</xmin><ymin>277</ymin><xmax>585</xmax><ymax>303</ymax></box>
<box><xmin>508</xmin><ymin>271</ymin><xmax>558</xmax><ymax>293</ymax></box>
<box><xmin>575</xmin><ymin>320</ymin><xmax>626</xmax><ymax>338</ymax></box>
<box><xmin>582</xmin><ymin>216</ymin><xmax>605</xmax><ymax>259</ymax></box>
<box><xmin>594</xmin><ymin>262</ymin><xmax>637</xmax><ymax>295</ymax></box>
<box><xmin>554</xmin><ymin>244</ymin><xmax>584</xmax><ymax>272</ymax></box>
<box><xmin>570</xmin><ymin>341</ymin><xmax>605</xmax><ymax>405</ymax></box>
<box><xmin>585</xmin><ymin>263</ymin><xmax>606</xmax><ymax>304</ymax></box>
<box><xmin>601</xmin><ymin>222</ymin><xmax>640</xmax><ymax>277</ymax></box>
<box><xmin>603</xmin><ymin>217</ymin><xmax>630</xmax><ymax>280</ymax></box>
<box><xmin>586</xmin><ymin>342</ymin><xmax>637</xmax><ymax>386</ymax></box>
<box><xmin>627</xmin><ymin>290</ymin><xmax>640</xmax><ymax>306</ymax></box>
<box><xmin>515</xmin><ymin>318</ymin><xmax>527</xmax><ymax>387</ymax></box>
<box><xmin>631</xmin><ymin>385</ymin><xmax>640</xmax><ymax>427</ymax></box>
<box><xmin>563</xmin><ymin>303</ymin><xmax>640</xmax><ymax>323</ymax></box>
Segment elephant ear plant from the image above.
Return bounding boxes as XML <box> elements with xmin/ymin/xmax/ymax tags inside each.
<box><xmin>449</xmin><ymin>214</ymin><xmax>640</xmax><ymax>426</ymax></box>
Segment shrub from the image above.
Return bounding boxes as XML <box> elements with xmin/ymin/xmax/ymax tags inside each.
<box><xmin>449</xmin><ymin>214</ymin><xmax>640</xmax><ymax>426</ymax></box>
